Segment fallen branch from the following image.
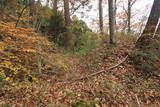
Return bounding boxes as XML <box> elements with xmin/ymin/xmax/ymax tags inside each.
<box><xmin>57</xmin><ymin>55</ymin><xmax>128</xmax><ymax>82</ymax></box>
<box><xmin>135</xmin><ymin>94</ymin><xmax>141</xmax><ymax>107</ymax></box>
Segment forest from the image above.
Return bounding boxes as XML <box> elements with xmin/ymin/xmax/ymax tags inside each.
<box><xmin>0</xmin><ymin>0</ymin><xmax>160</xmax><ymax>106</ymax></box>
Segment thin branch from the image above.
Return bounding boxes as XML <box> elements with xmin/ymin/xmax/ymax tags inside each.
<box><xmin>131</xmin><ymin>0</ymin><xmax>137</xmax><ymax>7</ymax></box>
<box><xmin>15</xmin><ymin>1</ymin><xmax>35</xmax><ymax>28</ymax></box>
<box><xmin>135</xmin><ymin>94</ymin><xmax>141</xmax><ymax>107</ymax></box>
<box><xmin>70</xmin><ymin>3</ymin><xmax>82</xmax><ymax>15</ymax></box>
<box><xmin>15</xmin><ymin>6</ymin><xmax>28</xmax><ymax>28</ymax></box>
<box><xmin>122</xmin><ymin>4</ymin><xmax>128</xmax><ymax>15</ymax></box>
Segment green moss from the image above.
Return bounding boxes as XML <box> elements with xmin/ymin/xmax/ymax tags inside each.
<box><xmin>0</xmin><ymin>35</ymin><xmax>3</xmax><ymax>40</ymax></box>
<box><xmin>71</xmin><ymin>100</ymin><xmax>96</xmax><ymax>107</ymax></box>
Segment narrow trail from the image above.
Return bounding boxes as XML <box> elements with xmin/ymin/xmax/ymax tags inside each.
<box><xmin>42</xmin><ymin>39</ymin><xmax>160</xmax><ymax>106</ymax></box>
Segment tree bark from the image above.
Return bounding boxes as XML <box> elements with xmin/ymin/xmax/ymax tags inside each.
<box><xmin>64</xmin><ymin>0</ymin><xmax>73</xmax><ymax>48</ymax></box>
<box><xmin>156</xmin><ymin>23</ymin><xmax>160</xmax><ymax>34</ymax></box>
<box><xmin>53</xmin><ymin>0</ymin><xmax>58</xmax><ymax>13</ymax></box>
<box><xmin>136</xmin><ymin>0</ymin><xmax>160</xmax><ymax>47</ymax></box>
<box><xmin>114</xmin><ymin>0</ymin><xmax>117</xmax><ymax>32</ymax></box>
<box><xmin>46</xmin><ymin>0</ymin><xmax>49</xmax><ymax>7</ymax></box>
<box><xmin>155</xmin><ymin>22</ymin><xmax>160</xmax><ymax>39</ymax></box>
<box><xmin>108</xmin><ymin>0</ymin><xmax>116</xmax><ymax>44</ymax></box>
<box><xmin>99</xmin><ymin>0</ymin><xmax>103</xmax><ymax>34</ymax></box>
<box><xmin>127</xmin><ymin>0</ymin><xmax>131</xmax><ymax>33</ymax></box>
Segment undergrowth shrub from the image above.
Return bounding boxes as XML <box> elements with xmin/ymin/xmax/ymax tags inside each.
<box><xmin>116</xmin><ymin>32</ymin><xmax>137</xmax><ymax>42</ymax></box>
<box><xmin>73</xmin><ymin>32</ymin><xmax>99</xmax><ymax>55</ymax></box>
<box><xmin>47</xmin><ymin>14</ymin><xmax>99</xmax><ymax>52</ymax></box>
<box><xmin>48</xmin><ymin>12</ymin><xmax>66</xmax><ymax>46</ymax></box>
<box><xmin>131</xmin><ymin>50</ymin><xmax>158</xmax><ymax>72</ymax></box>
<box><xmin>101</xmin><ymin>32</ymin><xmax>137</xmax><ymax>43</ymax></box>
<box><xmin>71</xmin><ymin>19</ymin><xmax>99</xmax><ymax>55</ymax></box>
<box><xmin>131</xmin><ymin>39</ymin><xmax>160</xmax><ymax>74</ymax></box>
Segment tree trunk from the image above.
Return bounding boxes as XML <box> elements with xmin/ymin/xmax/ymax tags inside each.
<box><xmin>136</xmin><ymin>0</ymin><xmax>160</xmax><ymax>47</ymax></box>
<box><xmin>127</xmin><ymin>0</ymin><xmax>131</xmax><ymax>33</ymax></box>
<box><xmin>114</xmin><ymin>0</ymin><xmax>117</xmax><ymax>32</ymax></box>
<box><xmin>53</xmin><ymin>0</ymin><xmax>58</xmax><ymax>13</ymax></box>
<box><xmin>156</xmin><ymin>23</ymin><xmax>160</xmax><ymax>34</ymax></box>
<box><xmin>46</xmin><ymin>0</ymin><xmax>49</xmax><ymax>7</ymax></box>
<box><xmin>64</xmin><ymin>0</ymin><xmax>73</xmax><ymax>48</ymax></box>
<box><xmin>155</xmin><ymin>22</ymin><xmax>160</xmax><ymax>39</ymax></box>
<box><xmin>99</xmin><ymin>0</ymin><xmax>103</xmax><ymax>34</ymax></box>
<box><xmin>15</xmin><ymin>5</ymin><xmax>28</xmax><ymax>28</ymax></box>
<box><xmin>108</xmin><ymin>0</ymin><xmax>116</xmax><ymax>44</ymax></box>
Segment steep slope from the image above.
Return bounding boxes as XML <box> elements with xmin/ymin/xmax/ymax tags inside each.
<box><xmin>0</xmin><ymin>21</ymin><xmax>54</xmax><ymax>90</ymax></box>
<box><xmin>0</xmin><ymin>22</ymin><xmax>160</xmax><ymax>106</ymax></box>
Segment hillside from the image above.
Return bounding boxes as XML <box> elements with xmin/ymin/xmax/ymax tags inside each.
<box><xmin>0</xmin><ymin>0</ymin><xmax>160</xmax><ymax>106</ymax></box>
<box><xmin>0</xmin><ymin>21</ymin><xmax>160</xmax><ymax>106</ymax></box>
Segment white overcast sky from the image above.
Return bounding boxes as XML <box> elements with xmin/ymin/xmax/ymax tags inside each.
<box><xmin>74</xmin><ymin>0</ymin><xmax>154</xmax><ymax>32</ymax></box>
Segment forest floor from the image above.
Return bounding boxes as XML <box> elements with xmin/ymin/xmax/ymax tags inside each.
<box><xmin>0</xmin><ymin>21</ymin><xmax>160</xmax><ymax>107</ymax></box>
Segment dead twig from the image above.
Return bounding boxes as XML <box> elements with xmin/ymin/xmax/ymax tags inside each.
<box><xmin>135</xmin><ymin>94</ymin><xmax>141</xmax><ymax>107</ymax></box>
